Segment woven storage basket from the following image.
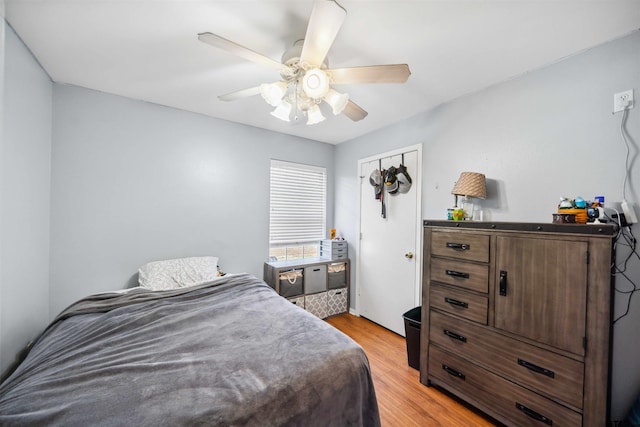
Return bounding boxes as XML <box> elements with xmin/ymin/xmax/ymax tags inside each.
<box><xmin>557</xmin><ymin>208</ymin><xmax>588</xmax><ymax>224</ymax></box>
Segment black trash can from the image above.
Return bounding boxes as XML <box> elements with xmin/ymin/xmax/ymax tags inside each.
<box><xmin>402</xmin><ymin>306</ymin><xmax>421</xmax><ymax>370</ymax></box>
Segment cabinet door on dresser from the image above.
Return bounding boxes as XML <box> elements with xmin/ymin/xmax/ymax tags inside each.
<box><xmin>494</xmin><ymin>236</ymin><xmax>588</xmax><ymax>355</ymax></box>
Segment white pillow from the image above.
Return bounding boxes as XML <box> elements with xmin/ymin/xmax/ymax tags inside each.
<box><xmin>138</xmin><ymin>256</ymin><xmax>219</xmax><ymax>291</ymax></box>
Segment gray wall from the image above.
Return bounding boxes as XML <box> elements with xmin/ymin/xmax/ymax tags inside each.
<box><xmin>50</xmin><ymin>84</ymin><xmax>335</xmax><ymax>315</ymax></box>
<box><xmin>0</xmin><ymin>23</ymin><xmax>52</xmax><ymax>373</ymax></box>
<box><xmin>335</xmin><ymin>30</ymin><xmax>640</xmax><ymax>420</ymax></box>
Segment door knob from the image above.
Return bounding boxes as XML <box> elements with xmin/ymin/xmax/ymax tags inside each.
<box><xmin>405</xmin><ymin>252</ymin><xmax>414</xmax><ymax>259</ymax></box>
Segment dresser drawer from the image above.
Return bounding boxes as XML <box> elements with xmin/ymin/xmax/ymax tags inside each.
<box><xmin>430</xmin><ymin>284</ymin><xmax>487</xmax><ymax>324</ymax></box>
<box><xmin>321</xmin><ymin>240</ymin><xmax>347</xmax><ymax>249</ymax></box>
<box><xmin>430</xmin><ymin>258</ymin><xmax>489</xmax><ymax>293</ymax></box>
<box><xmin>431</xmin><ymin>231</ymin><xmax>489</xmax><ymax>263</ymax></box>
<box><xmin>428</xmin><ymin>346</ymin><xmax>582</xmax><ymax>427</ymax></box>
<box><xmin>319</xmin><ymin>248</ymin><xmax>348</xmax><ymax>260</ymax></box>
<box><xmin>429</xmin><ymin>310</ymin><xmax>584</xmax><ymax>409</ymax></box>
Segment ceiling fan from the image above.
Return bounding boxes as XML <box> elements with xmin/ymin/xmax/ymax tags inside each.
<box><xmin>198</xmin><ymin>0</ymin><xmax>410</xmax><ymax>125</ymax></box>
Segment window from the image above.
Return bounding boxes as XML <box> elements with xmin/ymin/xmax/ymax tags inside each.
<box><xmin>269</xmin><ymin>160</ymin><xmax>326</xmax><ymax>261</ymax></box>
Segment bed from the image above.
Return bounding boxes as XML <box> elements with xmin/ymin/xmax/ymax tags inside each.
<box><xmin>0</xmin><ymin>257</ymin><xmax>380</xmax><ymax>426</ymax></box>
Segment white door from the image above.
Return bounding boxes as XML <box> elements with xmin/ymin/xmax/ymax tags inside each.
<box><xmin>357</xmin><ymin>145</ymin><xmax>421</xmax><ymax>336</ymax></box>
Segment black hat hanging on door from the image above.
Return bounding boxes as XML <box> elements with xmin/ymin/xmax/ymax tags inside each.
<box><xmin>387</xmin><ymin>154</ymin><xmax>412</xmax><ymax>195</ymax></box>
<box><xmin>384</xmin><ymin>166</ymin><xmax>399</xmax><ymax>194</ymax></box>
<box><xmin>395</xmin><ymin>163</ymin><xmax>412</xmax><ymax>194</ymax></box>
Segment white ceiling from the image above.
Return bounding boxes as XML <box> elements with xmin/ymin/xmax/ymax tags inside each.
<box><xmin>4</xmin><ymin>1</ymin><xmax>640</xmax><ymax>144</ymax></box>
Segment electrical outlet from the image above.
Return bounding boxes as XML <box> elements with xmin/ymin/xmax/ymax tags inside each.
<box><xmin>613</xmin><ymin>89</ymin><xmax>634</xmax><ymax>113</ymax></box>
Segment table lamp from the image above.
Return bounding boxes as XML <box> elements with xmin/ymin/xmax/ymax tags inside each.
<box><xmin>451</xmin><ymin>172</ymin><xmax>487</xmax><ymax>220</ymax></box>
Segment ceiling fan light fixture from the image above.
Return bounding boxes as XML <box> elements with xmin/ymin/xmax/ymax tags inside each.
<box><xmin>302</xmin><ymin>68</ymin><xmax>330</xmax><ymax>99</ymax></box>
<box><xmin>199</xmin><ymin>0</ymin><xmax>410</xmax><ymax>126</ymax></box>
<box><xmin>260</xmin><ymin>81</ymin><xmax>288</xmax><ymax>107</ymax></box>
<box><xmin>271</xmin><ymin>101</ymin><xmax>292</xmax><ymax>122</ymax></box>
<box><xmin>306</xmin><ymin>104</ymin><xmax>325</xmax><ymax>125</ymax></box>
<box><xmin>323</xmin><ymin>88</ymin><xmax>349</xmax><ymax>115</ymax></box>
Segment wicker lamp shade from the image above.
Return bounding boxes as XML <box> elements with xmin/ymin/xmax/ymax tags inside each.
<box><xmin>451</xmin><ymin>172</ymin><xmax>487</xmax><ymax>199</ymax></box>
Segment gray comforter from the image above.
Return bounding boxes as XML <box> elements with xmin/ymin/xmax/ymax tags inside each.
<box><xmin>0</xmin><ymin>274</ymin><xmax>380</xmax><ymax>426</ymax></box>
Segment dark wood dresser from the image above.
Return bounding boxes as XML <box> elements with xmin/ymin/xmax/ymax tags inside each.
<box><xmin>420</xmin><ymin>221</ymin><xmax>615</xmax><ymax>426</ymax></box>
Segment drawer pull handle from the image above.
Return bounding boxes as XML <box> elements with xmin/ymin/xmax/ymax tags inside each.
<box><xmin>446</xmin><ymin>242</ymin><xmax>470</xmax><ymax>251</ymax></box>
<box><xmin>515</xmin><ymin>402</ymin><xmax>553</xmax><ymax>426</ymax></box>
<box><xmin>517</xmin><ymin>358</ymin><xmax>555</xmax><ymax>378</ymax></box>
<box><xmin>443</xmin><ymin>329</ymin><xmax>467</xmax><ymax>342</ymax></box>
<box><xmin>446</xmin><ymin>270</ymin><xmax>469</xmax><ymax>279</ymax></box>
<box><xmin>442</xmin><ymin>364</ymin><xmax>465</xmax><ymax>380</ymax></box>
<box><xmin>499</xmin><ymin>270</ymin><xmax>508</xmax><ymax>296</ymax></box>
<box><xmin>444</xmin><ymin>297</ymin><xmax>468</xmax><ymax>308</ymax></box>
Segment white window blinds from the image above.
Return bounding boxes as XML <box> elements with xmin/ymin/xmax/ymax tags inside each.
<box><xmin>269</xmin><ymin>160</ymin><xmax>326</xmax><ymax>245</ymax></box>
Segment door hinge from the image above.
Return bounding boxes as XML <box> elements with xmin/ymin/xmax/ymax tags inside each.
<box><xmin>585</xmin><ymin>250</ymin><xmax>590</xmax><ymax>265</ymax></box>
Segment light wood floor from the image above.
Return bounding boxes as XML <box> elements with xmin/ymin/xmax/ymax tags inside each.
<box><xmin>326</xmin><ymin>313</ymin><xmax>497</xmax><ymax>427</ymax></box>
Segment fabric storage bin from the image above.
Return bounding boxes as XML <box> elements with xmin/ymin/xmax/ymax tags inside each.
<box><xmin>278</xmin><ymin>269</ymin><xmax>303</xmax><ymax>297</ymax></box>
<box><xmin>305</xmin><ymin>292</ymin><xmax>328</xmax><ymax>319</ymax></box>
<box><xmin>327</xmin><ymin>288</ymin><xmax>348</xmax><ymax>317</ymax></box>
<box><xmin>304</xmin><ymin>265</ymin><xmax>327</xmax><ymax>294</ymax></box>
<box><xmin>287</xmin><ymin>295</ymin><xmax>305</xmax><ymax>308</ymax></box>
<box><xmin>327</xmin><ymin>263</ymin><xmax>347</xmax><ymax>289</ymax></box>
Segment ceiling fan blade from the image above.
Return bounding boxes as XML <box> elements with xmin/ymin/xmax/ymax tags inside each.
<box><xmin>198</xmin><ymin>32</ymin><xmax>291</xmax><ymax>73</ymax></box>
<box><xmin>342</xmin><ymin>100</ymin><xmax>368</xmax><ymax>122</ymax></box>
<box><xmin>299</xmin><ymin>0</ymin><xmax>346</xmax><ymax>67</ymax></box>
<box><xmin>328</xmin><ymin>64</ymin><xmax>411</xmax><ymax>84</ymax></box>
<box><xmin>218</xmin><ymin>86</ymin><xmax>262</xmax><ymax>102</ymax></box>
